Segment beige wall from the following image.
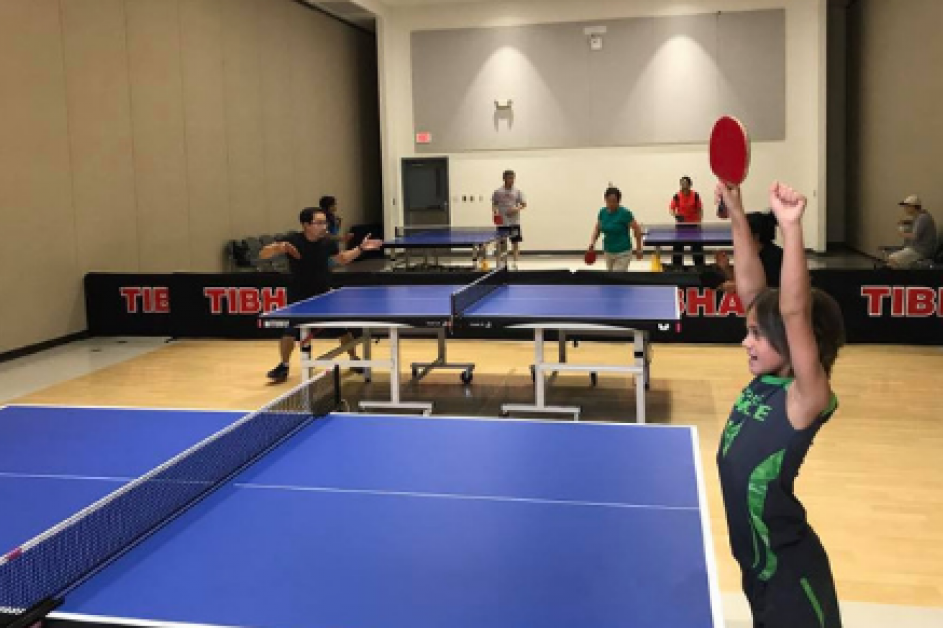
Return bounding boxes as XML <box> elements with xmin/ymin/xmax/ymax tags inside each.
<box><xmin>0</xmin><ymin>0</ymin><xmax>380</xmax><ymax>353</ymax></box>
<box><xmin>847</xmin><ymin>0</ymin><xmax>943</xmax><ymax>256</ymax></box>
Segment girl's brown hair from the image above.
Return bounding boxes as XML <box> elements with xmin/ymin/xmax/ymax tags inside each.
<box><xmin>748</xmin><ymin>288</ymin><xmax>846</xmax><ymax>376</ymax></box>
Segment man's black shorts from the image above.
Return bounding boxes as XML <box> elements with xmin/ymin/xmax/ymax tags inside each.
<box><xmin>499</xmin><ymin>225</ymin><xmax>522</xmax><ymax>243</ymax></box>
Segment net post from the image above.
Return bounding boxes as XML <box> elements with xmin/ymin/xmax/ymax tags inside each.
<box><xmin>450</xmin><ymin>265</ymin><xmax>509</xmax><ymax>318</ymax></box>
<box><xmin>0</xmin><ymin>598</ymin><xmax>61</xmax><ymax>628</ymax></box>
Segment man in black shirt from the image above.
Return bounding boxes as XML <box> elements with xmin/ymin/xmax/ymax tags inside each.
<box><xmin>261</xmin><ymin>207</ymin><xmax>381</xmax><ymax>382</ymax></box>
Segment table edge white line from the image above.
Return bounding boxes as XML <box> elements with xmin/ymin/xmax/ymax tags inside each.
<box><xmin>50</xmin><ymin>612</ymin><xmax>242</xmax><ymax>628</ymax></box>
<box><xmin>234</xmin><ymin>483</ymin><xmax>700</xmax><ymax>511</ymax></box>
<box><xmin>0</xmin><ymin>471</ymin><xmax>133</xmax><ymax>483</ymax></box>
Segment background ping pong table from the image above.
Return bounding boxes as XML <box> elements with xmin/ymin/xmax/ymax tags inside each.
<box><xmin>0</xmin><ymin>398</ymin><xmax>722</xmax><ymax>628</ymax></box>
<box><xmin>643</xmin><ymin>223</ymin><xmax>733</xmax><ymax>248</ymax></box>
<box><xmin>383</xmin><ymin>226</ymin><xmax>510</xmax><ymax>271</ymax></box>
<box><xmin>643</xmin><ymin>223</ymin><xmax>733</xmax><ymax>269</ymax></box>
<box><xmin>261</xmin><ymin>270</ymin><xmax>680</xmax><ymax>421</ymax></box>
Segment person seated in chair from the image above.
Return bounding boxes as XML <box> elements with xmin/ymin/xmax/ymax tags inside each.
<box><xmin>887</xmin><ymin>195</ymin><xmax>937</xmax><ymax>269</ymax></box>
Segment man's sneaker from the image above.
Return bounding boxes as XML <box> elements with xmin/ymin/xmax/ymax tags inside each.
<box><xmin>267</xmin><ymin>363</ymin><xmax>289</xmax><ymax>382</ymax></box>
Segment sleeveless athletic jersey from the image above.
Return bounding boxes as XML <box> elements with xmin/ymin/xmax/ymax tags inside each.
<box><xmin>718</xmin><ymin>375</ymin><xmax>841</xmax><ymax>627</ymax></box>
<box><xmin>718</xmin><ymin>375</ymin><xmax>837</xmax><ymax>578</ymax></box>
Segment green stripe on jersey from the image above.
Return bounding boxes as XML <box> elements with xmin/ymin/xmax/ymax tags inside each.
<box><xmin>801</xmin><ymin>577</ymin><xmax>826</xmax><ymax>628</ymax></box>
<box><xmin>747</xmin><ymin>449</ymin><xmax>785</xmax><ymax>579</ymax></box>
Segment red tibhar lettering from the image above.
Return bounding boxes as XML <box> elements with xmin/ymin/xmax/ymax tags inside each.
<box><xmin>679</xmin><ymin>288</ymin><xmax>745</xmax><ymax>317</ymax></box>
<box><xmin>239</xmin><ymin>289</ymin><xmax>260</xmax><ymax>313</ymax></box>
<box><xmin>861</xmin><ymin>286</ymin><xmax>942</xmax><ymax>317</ymax></box>
<box><xmin>204</xmin><ymin>287</ymin><xmax>288</xmax><ymax>315</ymax></box>
<box><xmin>907</xmin><ymin>287</ymin><xmax>937</xmax><ymax>317</ymax></box>
<box><xmin>119</xmin><ymin>287</ymin><xmax>169</xmax><ymax>314</ymax></box>
<box><xmin>119</xmin><ymin>287</ymin><xmax>142</xmax><ymax>313</ymax></box>
<box><xmin>261</xmin><ymin>288</ymin><xmax>287</xmax><ymax>311</ymax></box>
<box><xmin>204</xmin><ymin>288</ymin><xmax>227</xmax><ymax>314</ymax></box>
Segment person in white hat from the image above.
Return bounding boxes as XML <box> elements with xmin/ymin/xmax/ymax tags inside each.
<box><xmin>888</xmin><ymin>194</ymin><xmax>937</xmax><ymax>269</ymax></box>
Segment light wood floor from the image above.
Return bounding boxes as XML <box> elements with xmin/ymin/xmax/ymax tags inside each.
<box><xmin>12</xmin><ymin>338</ymin><xmax>943</xmax><ymax>608</ymax></box>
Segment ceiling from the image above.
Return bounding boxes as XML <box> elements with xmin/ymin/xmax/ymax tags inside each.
<box><xmin>305</xmin><ymin>0</ymin><xmax>671</xmax><ymax>31</ymax></box>
<box><xmin>304</xmin><ymin>1</ymin><xmax>377</xmax><ymax>32</ymax></box>
<box><xmin>378</xmin><ymin>0</ymin><xmax>565</xmax><ymax>4</ymax></box>
<box><xmin>305</xmin><ymin>0</ymin><xmax>574</xmax><ymax>28</ymax></box>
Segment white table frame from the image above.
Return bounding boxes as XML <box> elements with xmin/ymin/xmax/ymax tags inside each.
<box><xmin>299</xmin><ymin>321</ymin><xmax>654</xmax><ymax>423</ymax></box>
<box><xmin>500</xmin><ymin>324</ymin><xmax>651</xmax><ymax>423</ymax></box>
<box><xmin>298</xmin><ymin>322</ymin><xmax>474</xmax><ymax>415</ymax></box>
<box><xmin>388</xmin><ymin>235</ymin><xmax>509</xmax><ymax>271</ymax></box>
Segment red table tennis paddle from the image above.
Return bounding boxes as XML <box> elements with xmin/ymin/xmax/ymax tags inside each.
<box><xmin>710</xmin><ymin>116</ymin><xmax>751</xmax><ymax>187</ymax></box>
<box><xmin>584</xmin><ymin>249</ymin><xmax>597</xmax><ymax>265</ymax></box>
<box><xmin>493</xmin><ymin>213</ymin><xmax>504</xmax><ymax>226</ymax></box>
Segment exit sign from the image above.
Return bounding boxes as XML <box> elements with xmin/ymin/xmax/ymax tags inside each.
<box><xmin>415</xmin><ymin>131</ymin><xmax>432</xmax><ymax>144</ymax></box>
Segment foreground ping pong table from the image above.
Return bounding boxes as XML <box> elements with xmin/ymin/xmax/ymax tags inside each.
<box><xmin>261</xmin><ymin>268</ymin><xmax>680</xmax><ymax>421</ymax></box>
<box><xmin>0</xmin><ymin>383</ymin><xmax>722</xmax><ymax>628</ymax></box>
<box><xmin>384</xmin><ymin>226</ymin><xmax>510</xmax><ymax>271</ymax></box>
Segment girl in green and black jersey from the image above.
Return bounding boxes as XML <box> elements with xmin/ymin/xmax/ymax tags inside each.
<box><xmin>716</xmin><ymin>181</ymin><xmax>846</xmax><ymax>628</ymax></box>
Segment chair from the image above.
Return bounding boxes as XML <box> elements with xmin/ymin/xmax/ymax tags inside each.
<box><xmin>226</xmin><ymin>239</ymin><xmax>254</xmax><ymax>272</ymax></box>
<box><xmin>244</xmin><ymin>237</ymin><xmax>266</xmax><ymax>271</ymax></box>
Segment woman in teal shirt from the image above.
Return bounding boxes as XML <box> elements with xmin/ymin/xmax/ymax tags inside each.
<box><xmin>588</xmin><ymin>187</ymin><xmax>644</xmax><ymax>271</ymax></box>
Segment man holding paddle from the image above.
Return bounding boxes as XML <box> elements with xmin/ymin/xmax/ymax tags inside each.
<box><xmin>491</xmin><ymin>169</ymin><xmax>526</xmax><ymax>269</ymax></box>
<box><xmin>668</xmin><ymin>176</ymin><xmax>706</xmax><ymax>267</ymax></box>
<box><xmin>260</xmin><ymin>207</ymin><xmax>382</xmax><ymax>383</ymax></box>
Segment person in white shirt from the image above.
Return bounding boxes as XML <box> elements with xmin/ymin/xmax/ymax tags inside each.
<box><xmin>491</xmin><ymin>169</ymin><xmax>526</xmax><ymax>268</ymax></box>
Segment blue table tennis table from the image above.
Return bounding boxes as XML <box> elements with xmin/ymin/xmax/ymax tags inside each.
<box><xmin>643</xmin><ymin>224</ymin><xmax>732</xmax><ymax>268</ymax></box>
<box><xmin>384</xmin><ymin>226</ymin><xmax>510</xmax><ymax>271</ymax></box>
<box><xmin>261</xmin><ymin>269</ymin><xmax>680</xmax><ymax>421</ymax></box>
<box><xmin>0</xmin><ymin>393</ymin><xmax>722</xmax><ymax>628</ymax></box>
<box><xmin>643</xmin><ymin>223</ymin><xmax>733</xmax><ymax>247</ymax></box>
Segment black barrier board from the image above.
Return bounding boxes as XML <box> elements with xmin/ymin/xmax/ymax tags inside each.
<box><xmin>84</xmin><ymin>269</ymin><xmax>943</xmax><ymax>344</ymax></box>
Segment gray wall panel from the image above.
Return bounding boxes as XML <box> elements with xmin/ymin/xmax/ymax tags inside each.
<box><xmin>411</xmin><ymin>28</ymin><xmax>490</xmax><ymax>149</ymax></box>
<box><xmin>514</xmin><ymin>24</ymin><xmax>589</xmax><ymax>149</ymax></box>
<box><xmin>717</xmin><ymin>9</ymin><xmax>786</xmax><ymax>140</ymax></box>
<box><xmin>587</xmin><ymin>17</ymin><xmax>656</xmax><ymax>146</ymax></box>
<box><xmin>650</xmin><ymin>13</ymin><xmax>719</xmax><ymax>143</ymax></box>
<box><xmin>412</xmin><ymin>9</ymin><xmax>785</xmax><ymax>152</ymax></box>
